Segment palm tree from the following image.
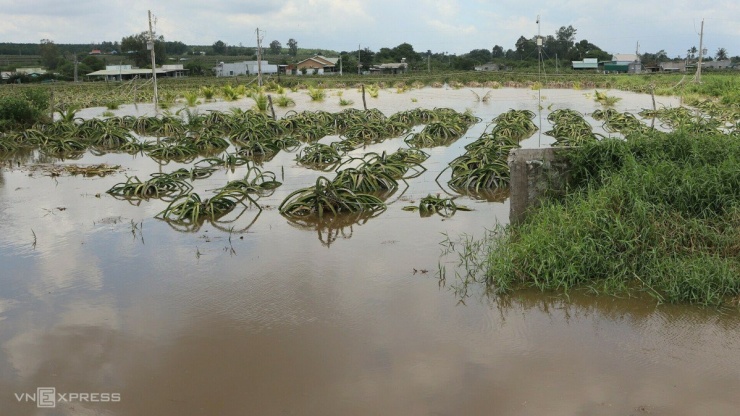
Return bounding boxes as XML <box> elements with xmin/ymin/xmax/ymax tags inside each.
<box><xmin>715</xmin><ymin>48</ymin><xmax>728</xmax><ymax>61</ymax></box>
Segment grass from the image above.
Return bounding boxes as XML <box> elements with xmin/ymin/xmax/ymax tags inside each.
<box><xmin>483</xmin><ymin>131</ymin><xmax>740</xmax><ymax>307</ymax></box>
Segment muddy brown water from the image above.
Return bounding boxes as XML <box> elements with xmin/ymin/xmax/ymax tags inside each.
<box><xmin>2</xmin><ymin>88</ymin><xmax>739</xmax><ymax>416</ymax></box>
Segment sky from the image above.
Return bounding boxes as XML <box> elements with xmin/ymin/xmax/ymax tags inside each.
<box><xmin>0</xmin><ymin>0</ymin><xmax>738</xmax><ymax>59</ymax></box>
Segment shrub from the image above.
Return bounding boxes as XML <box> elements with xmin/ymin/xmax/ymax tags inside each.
<box><xmin>0</xmin><ymin>96</ymin><xmax>45</xmax><ymax>129</ymax></box>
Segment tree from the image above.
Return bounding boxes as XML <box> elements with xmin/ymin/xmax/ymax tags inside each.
<box><xmin>687</xmin><ymin>46</ymin><xmax>698</xmax><ymax>60</ymax></box>
<box><xmin>212</xmin><ymin>40</ymin><xmax>227</xmax><ymax>54</ymax></box>
<box><xmin>269</xmin><ymin>40</ymin><xmax>281</xmax><ymax>54</ymax></box>
<box><xmin>491</xmin><ymin>45</ymin><xmax>504</xmax><ymax>58</ymax></box>
<box><xmin>556</xmin><ymin>25</ymin><xmax>577</xmax><ymax>59</ymax></box>
<box><xmin>515</xmin><ymin>36</ymin><xmax>535</xmax><ymax>60</ymax></box>
<box><xmin>716</xmin><ymin>47</ymin><xmax>728</xmax><ymax>61</ymax></box>
<box><xmin>287</xmin><ymin>38</ymin><xmax>298</xmax><ymax>56</ymax></box>
<box><xmin>467</xmin><ymin>48</ymin><xmax>492</xmax><ymax>64</ymax></box>
<box><xmin>184</xmin><ymin>60</ymin><xmax>209</xmax><ymax>76</ymax></box>
<box><xmin>81</xmin><ymin>55</ymin><xmax>105</xmax><ymax>71</ymax></box>
<box><xmin>39</xmin><ymin>39</ymin><xmax>60</xmax><ymax>70</ymax></box>
<box><xmin>121</xmin><ymin>32</ymin><xmax>166</xmax><ymax>67</ymax></box>
<box><xmin>392</xmin><ymin>43</ymin><xmax>420</xmax><ymax>64</ymax></box>
<box><xmin>165</xmin><ymin>41</ymin><xmax>188</xmax><ymax>55</ymax></box>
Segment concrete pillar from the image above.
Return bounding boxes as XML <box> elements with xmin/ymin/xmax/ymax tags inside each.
<box><xmin>508</xmin><ymin>148</ymin><xmax>571</xmax><ymax>224</ymax></box>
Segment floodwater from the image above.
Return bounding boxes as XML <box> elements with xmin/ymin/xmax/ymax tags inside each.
<box><xmin>2</xmin><ymin>87</ymin><xmax>739</xmax><ymax>416</ymax></box>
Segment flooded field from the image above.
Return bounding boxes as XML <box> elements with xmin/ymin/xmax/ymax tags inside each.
<box><xmin>2</xmin><ymin>87</ymin><xmax>739</xmax><ymax>416</ymax></box>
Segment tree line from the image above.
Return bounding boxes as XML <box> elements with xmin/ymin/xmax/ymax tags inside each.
<box><xmin>2</xmin><ymin>25</ymin><xmax>737</xmax><ymax>81</ymax></box>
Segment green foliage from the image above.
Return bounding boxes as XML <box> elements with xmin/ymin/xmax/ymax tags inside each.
<box><xmin>485</xmin><ymin>132</ymin><xmax>740</xmax><ymax>306</ymax></box>
<box><xmin>121</xmin><ymin>32</ymin><xmax>166</xmax><ymax>67</ymax></box>
<box><xmin>0</xmin><ymin>92</ymin><xmax>47</xmax><ymax>129</ymax></box>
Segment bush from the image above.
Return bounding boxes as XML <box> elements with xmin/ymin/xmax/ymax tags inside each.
<box><xmin>0</xmin><ymin>96</ymin><xmax>44</xmax><ymax>129</ymax></box>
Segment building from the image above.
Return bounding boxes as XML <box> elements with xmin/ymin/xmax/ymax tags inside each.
<box><xmin>370</xmin><ymin>61</ymin><xmax>409</xmax><ymax>74</ymax></box>
<box><xmin>15</xmin><ymin>68</ymin><xmax>47</xmax><ymax>77</ymax></box>
<box><xmin>702</xmin><ymin>60</ymin><xmax>733</xmax><ymax>70</ymax></box>
<box><xmin>295</xmin><ymin>55</ymin><xmax>339</xmax><ymax>75</ymax></box>
<box><xmin>474</xmin><ymin>63</ymin><xmax>500</xmax><ymax>72</ymax></box>
<box><xmin>571</xmin><ymin>58</ymin><xmax>599</xmax><ymax>70</ymax></box>
<box><xmin>659</xmin><ymin>62</ymin><xmax>686</xmax><ymax>72</ymax></box>
<box><xmin>214</xmin><ymin>61</ymin><xmax>278</xmax><ymax>77</ymax></box>
<box><xmin>603</xmin><ymin>54</ymin><xmax>643</xmax><ymax>74</ymax></box>
<box><xmin>86</xmin><ymin>65</ymin><xmax>187</xmax><ymax>81</ymax></box>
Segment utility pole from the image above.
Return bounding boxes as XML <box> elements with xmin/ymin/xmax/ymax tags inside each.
<box><xmin>428</xmin><ymin>53</ymin><xmax>430</xmax><ymax>73</ymax></box>
<box><xmin>148</xmin><ymin>10</ymin><xmax>159</xmax><ymax>113</ymax></box>
<box><xmin>694</xmin><ymin>19</ymin><xmax>704</xmax><ymax>83</ymax></box>
<box><xmin>635</xmin><ymin>41</ymin><xmax>643</xmax><ymax>74</ymax></box>
<box><xmin>73</xmin><ymin>53</ymin><xmax>78</xmax><ymax>82</ymax></box>
<box><xmin>256</xmin><ymin>28</ymin><xmax>263</xmax><ymax>87</ymax></box>
<box><xmin>339</xmin><ymin>55</ymin><xmax>342</xmax><ymax>75</ymax></box>
<box><xmin>358</xmin><ymin>44</ymin><xmax>361</xmax><ymax>75</ymax></box>
<box><xmin>536</xmin><ymin>15</ymin><xmax>543</xmax><ymax>78</ymax></box>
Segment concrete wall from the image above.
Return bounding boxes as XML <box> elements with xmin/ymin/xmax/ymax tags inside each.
<box><xmin>508</xmin><ymin>148</ymin><xmax>571</xmax><ymax>224</ymax></box>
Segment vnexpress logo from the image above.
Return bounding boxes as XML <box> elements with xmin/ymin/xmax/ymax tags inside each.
<box><xmin>15</xmin><ymin>387</ymin><xmax>120</xmax><ymax>408</ymax></box>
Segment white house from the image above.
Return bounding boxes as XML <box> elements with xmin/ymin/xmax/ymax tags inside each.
<box><xmin>214</xmin><ymin>61</ymin><xmax>278</xmax><ymax>77</ymax></box>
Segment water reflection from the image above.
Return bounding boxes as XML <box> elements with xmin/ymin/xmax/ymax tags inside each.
<box><xmin>285</xmin><ymin>211</ymin><xmax>381</xmax><ymax>247</ymax></box>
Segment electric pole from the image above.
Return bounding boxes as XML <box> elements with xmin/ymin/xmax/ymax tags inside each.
<box><xmin>536</xmin><ymin>15</ymin><xmax>543</xmax><ymax>78</ymax></box>
<box><xmin>694</xmin><ymin>19</ymin><xmax>704</xmax><ymax>83</ymax></box>
<box><xmin>358</xmin><ymin>44</ymin><xmax>361</xmax><ymax>75</ymax></box>
<box><xmin>256</xmin><ymin>28</ymin><xmax>263</xmax><ymax>87</ymax></box>
<box><xmin>73</xmin><ymin>53</ymin><xmax>78</xmax><ymax>82</ymax></box>
<box><xmin>148</xmin><ymin>10</ymin><xmax>159</xmax><ymax>113</ymax></box>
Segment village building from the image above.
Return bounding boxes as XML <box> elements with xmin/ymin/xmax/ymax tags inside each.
<box><xmin>370</xmin><ymin>61</ymin><xmax>409</xmax><ymax>74</ymax></box>
<box><xmin>294</xmin><ymin>55</ymin><xmax>339</xmax><ymax>75</ymax></box>
<box><xmin>214</xmin><ymin>61</ymin><xmax>278</xmax><ymax>77</ymax></box>
<box><xmin>86</xmin><ymin>64</ymin><xmax>187</xmax><ymax>81</ymax></box>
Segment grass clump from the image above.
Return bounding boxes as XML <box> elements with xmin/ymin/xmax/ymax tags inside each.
<box><xmin>484</xmin><ymin>131</ymin><xmax>740</xmax><ymax>307</ymax></box>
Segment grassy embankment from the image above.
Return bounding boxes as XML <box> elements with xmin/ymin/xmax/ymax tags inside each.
<box><xmin>483</xmin><ymin>121</ymin><xmax>740</xmax><ymax>307</ymax></box>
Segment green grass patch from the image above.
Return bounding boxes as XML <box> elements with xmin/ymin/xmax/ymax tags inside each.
<box><xmin>484</xmin><ymin>131</ymin><xmax>740</xmax><ymax>307</ymax></box>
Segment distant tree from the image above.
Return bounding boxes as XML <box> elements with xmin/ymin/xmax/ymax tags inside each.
<box><xmin>467</xmin><ymin>48</ymin><xmax>492</xmax><ymax>64</ymax></box>
<box><xmin>287</xmin><ymin>38</ymin><xmax>298</xmax><ymax>56</ymax></box>
<box><xmin>269</xmin><ymin>40</ymin><xmax>282</xmax><ymax>54</ymax></box>
<box><xmin>514</xmin><ymin>36</ymin><xmax>535</xmax><ymax>60</ymax></box>
<box><xmin>212</xmin><ymin>40</ymin><xmax>227</xmax><ymax>54</ymax></box>
<box><xmin>716</xmin><ymin>47</ymin><xmax>728</xmax><ymax>61</ymax></box>
<box><xmin>491</xmin><ymin>45</ymin><xmax>504</xmax><ymax>58</ymax></box>
<box><xmin>452</xmin><ymin>56</ymin><xmax>476</xmax><ymax>70</ymax></box>
<box><xmin>165</xmin><ymin>41</ymin><xmax>188</xmax><ymax>55</ymax></box>
<box><xmin>687</xmin><ymin>46</ymin><xmax>698</xmax><ymax>60</ymax></box>
<box><xmin>555</xmin><ymin>25</ymin><xmax>577</xmax><ymax>59</ymax></box>
<box><xmin>121</xmin><ymin>32</ymin><xmax>166</xmax><ymax>67</ymax></box>
<box><xmin>81</xmin><ymin>55</ymin><xmax>105</xmax><ymax>71</ymax></box>
<box><xmin>184</xmin><ymin>59</ymin><xmax>209</xmax><ymax>76</ymax></box>
<box><xmin>392</xmin><ymin>43</ymin><xmax>420</xmax><ymax>64</ymax></box>
<box><xmin>39</xmin><ymin>39</ymin><xmax>60</xmax><ymax>69</ymax></box>
<box><xmin>57</xmin><ymin>60</ymin><xmax>91</xmax><ymax>80</ymax></box>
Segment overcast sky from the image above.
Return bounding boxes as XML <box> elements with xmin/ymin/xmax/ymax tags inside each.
<box><xmin>0</xmin><ymin>0</ymin><xmax>737</xmax><ymax>58</ymax></box>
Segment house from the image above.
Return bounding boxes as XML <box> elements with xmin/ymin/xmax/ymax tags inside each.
<box><xmin>89</xmin><ymin>49</ymin><xmax>102</xmax><ymax>55</ymax></box>
<box><xmin>474</xmin><ymin>63</ymin><xmax>500</xmax><ymax>72</ymax></box>
<box><xmin>702</xmin><ymin>60</ymin><xmax>733</xmax><ymax>70</ymax></box>
<box><xmin>15</xmin><ymin>68</ymin><xmax>47</xmax><ymax>77</ymax></box>
<box><xmin>1</xmin><ymin>71</ymin><xmax>12</xmax><ymax>80</ymax></box>
<box><xmin>214</xmin><ymin>61</ymin><xmax>278</xmax><ymax>77</ymax></box>
<box><xmin>370</xmin><ymin>61</ymin><xmax>408</xmax><ymax>74</ymax></box>
<box><xmin>604</xmin><ymin>54</ymin><xmax>643</xmax><ymax>74</ymax></box>
<box><xmin>660</xmin><ymin>62</ymin><xmax>686</xmax><ymax>72</ymax></box>
<box><xmin>86</xmin><ymin>64</ymin><xmax>187</xmax><ymax>81</ymax></box>
<box><xmin>295</xmin><ymin>55</ymin><xmax>339</xmax><ymax>75</ymax></box>
<box><xmin>571</xmin><ymin>58</ymin><xmax>599</xmax><ymax>70</ymax></box>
